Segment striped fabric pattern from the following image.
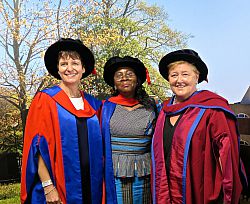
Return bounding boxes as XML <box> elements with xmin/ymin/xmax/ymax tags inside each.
<box><xmin>110</xmin><ymin>105</ymin><xmax>155</xmax><ymax>177</ymax></box>
<box><xmin>110</xmin><ymin>105</ymin><xmax>155</xmax><ymax>136</ymax></box>
<box><xmin>109</xmin><ymin>105</ymin><xmax>155</xmax><ymax>203</ymax></box>
<box><xmin>112</xmin><ymin>153</ymin><xmax>151</xmax><ymax>177</ymax></box>
<box><xmin>115</xmin><ymin>176</ymin><xmax>151</xmax><ymax>204</ymax></box>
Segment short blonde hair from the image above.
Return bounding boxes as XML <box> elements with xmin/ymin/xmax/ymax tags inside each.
<box><xmin>168</xmin><ymin>61</ymin><xmax>200</xmax><ymax>76</ymax></box>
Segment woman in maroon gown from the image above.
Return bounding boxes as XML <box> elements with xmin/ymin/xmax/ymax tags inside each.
<box><xmin>152</xmin><ymin>49</ymin><xmax>246</xmax><ymax>204</ymax></box>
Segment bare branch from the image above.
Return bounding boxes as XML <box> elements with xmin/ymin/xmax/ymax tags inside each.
<box><xmin>0</xmin><ymin>94</ymin><xmax>19</xmax><ymax>109</ymax></box>
<box><xmin>56</xmin><ymin>0</ymin><xmax>62</xmax><ymax>39</ymax></box>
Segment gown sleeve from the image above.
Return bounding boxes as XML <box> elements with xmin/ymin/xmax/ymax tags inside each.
<box><xmin>209</xmin><ymin>109</ymin><xmax>242</xmax><ymax>204</ymax></box>
<box><xmin>20</xmin><ymin>92</ymin><xmax>56</xmax><ymax>203</ymax></box>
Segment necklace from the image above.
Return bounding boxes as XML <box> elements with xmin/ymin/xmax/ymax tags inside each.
<box><xmin>59</xmin><ymin>84</ymin><xmax>81</xmax><ymax>98</ymax></box>
<box><xmin>69</xmin><ymin>93</ymin><xmax>81</xmax><ymax>98</ymax></box>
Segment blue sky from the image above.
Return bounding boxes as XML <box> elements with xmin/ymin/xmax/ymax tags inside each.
<box><xmin>146</xmin><ymin>0</ymin><xmax>250</xmax><ymax>103</ymax></box>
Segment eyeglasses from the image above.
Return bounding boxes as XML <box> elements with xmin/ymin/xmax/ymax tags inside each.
<box><xmin>114</xmin><ymin>72</ymin><xmax>136</xmax><ymax>81</ymax></box>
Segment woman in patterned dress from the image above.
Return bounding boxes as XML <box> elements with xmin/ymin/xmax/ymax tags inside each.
<box><xmin>101</xmin><ymin>56</ymin><xmax>158</xmax><ymax>204</ymax></box>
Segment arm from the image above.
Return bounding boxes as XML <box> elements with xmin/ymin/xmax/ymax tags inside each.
<box><xmin>21</xmin><ymin>92</ymin><xmax>63</xmax><ymax>203</ymax></box>
<box><xmin>38</xmin><ymin>154</ymin><xmax>62</xmax><ymax>203</ymax></box>
<box><xmin>210</xmin><ymin>110</ymin><xmax>242</xmax><ymax>204</ymax></box>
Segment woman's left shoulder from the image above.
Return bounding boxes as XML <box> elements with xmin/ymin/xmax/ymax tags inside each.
<box><xmin>82</xmin><ymin>92</ymin><xmax>99</xmax><ymax>101</ymax></box>
<box><xmin>200</xmin><ymin>90</ymin><xmax>228</xmax><ymax>102</ymax></box>
<box><xmin>82</xmin><ymin>92</ymin><xmax>102</xmax><ymax>110</ymax></box>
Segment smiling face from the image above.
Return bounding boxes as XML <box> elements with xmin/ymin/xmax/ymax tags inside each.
<box><xmin>168</xmin><ymin>61</ymin><xmax>199</xmax><ymax>103</ymax></box>
<box><xmin>57</xmin><ymin>51</ymin><xmax>85</xmax><ymax>86</ymax></box>
<box><xmin>113</xmin><ymin>67</ymin><xmax>137</xmax><ymax>98</ymax></box>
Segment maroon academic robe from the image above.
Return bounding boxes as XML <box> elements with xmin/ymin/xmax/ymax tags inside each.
<box><xmin>152</xmin><ymin>90</ymin><xmax>244</xmax><ymax>204</ymax></box>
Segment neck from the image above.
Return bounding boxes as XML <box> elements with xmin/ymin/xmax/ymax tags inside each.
<box><xmin>118</xmin><ymin>89</ymin><xmax>136</xmax><ymax>99</ymax></box>
<box><xmin>174</xmin><ymin>90</ymin><xmax>197</xmax><ymax>104</ymax></box>
<box><xmin>59</xmin><ymin>82</ymin><xmax>81</xmax><ymax>98</ymax></box>
<box><xmin>119</xmin><ymin>92</ymin><xmax>135</xmax><ymax>99</ymax></box>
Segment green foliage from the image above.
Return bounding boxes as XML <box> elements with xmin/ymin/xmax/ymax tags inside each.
<box><xmin>0</xmin><ymin>95</ymin><xmax>22</xmax><ymax>154</ymax></box>
<box><xmin>69</xmin><ymin>0</ymin><xmax>188</xmax><ymax>99</ymax></box>
<box><xmin>0</xmin><ymin>183</ymin><xmax>20</xmax><ymax>203</ymax></box>
<box><xmin>0</xmin><ymin>0</ymin><xmax>189</xmax><ymax>149</ymax></box>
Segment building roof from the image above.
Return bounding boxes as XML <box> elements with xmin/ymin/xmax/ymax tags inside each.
<box><xmin>241</xmin><ymin>86</ymin><xmax>250</xmax><ymax>104</ymax></box>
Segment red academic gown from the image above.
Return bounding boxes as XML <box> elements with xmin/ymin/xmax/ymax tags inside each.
<box><xmin>21</xmin><ymin>86</ymin><xmax>103</xmax><ymax>204</ymax></box>
<box><xmin>152</xmin><ymin>90</ymin><xmax>245</xmax><ymax>204</ymax></box>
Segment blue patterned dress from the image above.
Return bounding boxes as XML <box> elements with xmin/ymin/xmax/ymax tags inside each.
<box><xmin>102</xmin><ymin>101</ymin><xmax>156</xmax><ymax>204</ymax></box>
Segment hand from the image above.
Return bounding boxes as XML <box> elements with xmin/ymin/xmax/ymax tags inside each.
<box><xmin>44</xmin><ymin>185</ymin><xmax>62</xmax><ymax>204</ymax></box>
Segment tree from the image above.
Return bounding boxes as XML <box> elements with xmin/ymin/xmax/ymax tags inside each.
<box><xmin>0</xmin><ymin>87</ymin><xmax>22</xmax><ymax>154</ymax></box>
<box><xmin>0</xmin><ymin>0</ymin><xmax>73</xmax><ymax>130</ymax></box>
<box><xmin>69</xmin><ymin>0</ymin><xmax>188</xmax><ymax>100</ymax></box>
<box><xmin>0</xmin><ymin>0</ymin><xmax>188</xmax><ymax>137</ymax></box>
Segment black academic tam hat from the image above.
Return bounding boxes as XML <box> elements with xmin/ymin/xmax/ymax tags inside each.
<box><xmin>44</xmin><ymin>38</ymin><xmax>95</xmax><ymax>79</ymax></box>
<box><xmin>103</xmin><ymin>56</ymin><xmax>146</xmax><ymax>87</ymax></box>
<box><xmin>159</xmin><ymin>49</ymin><xmax>208</xmax><ymax>83</ymax></box>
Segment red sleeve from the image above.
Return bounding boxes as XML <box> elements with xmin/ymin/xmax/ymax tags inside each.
<box><xmin>21</xmin><ymin>92</ymin><xmax>66</xmax><ymax>204</ymax></box>
<box><xmin>21</xmin><ymin>92</ymin><xmax>47</xmax><ymax>202</ymax></box>
<box><xmin>210</xmin><ymin>110</ymin><xmax>242</xmax><ymax>204</ymax></box>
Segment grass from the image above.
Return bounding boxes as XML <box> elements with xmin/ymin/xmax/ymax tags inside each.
<box><xmin>0</xmin><ymin>183</ymin><xmax>20</xmax><ymax>204</ymax></box>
